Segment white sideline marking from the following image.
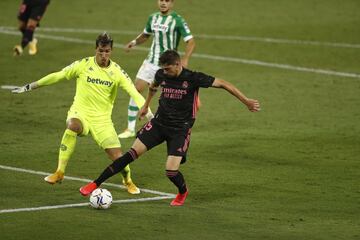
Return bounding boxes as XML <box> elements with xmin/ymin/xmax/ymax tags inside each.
<box><xmin>2</xmin><ymin>26</ymin><xmax>360</xmax><ymax>49</ymax></box>
<box><xmin>192</xmin><ymin>53</ymin><xmax>360</xmax><ymax>79</ymax></box>
<box><xmin>0</xmin><ymin>196</ymin><xmax>174</xmax><ymax>214</ymax></box>
<box><xmin>0</xmin><ymin>164</ymin><xmax>175</xmax><ymax>197</ymax></box>
<box><xmin>1</xmin><ymin>28</ymin><xmax>359</xmax><ymax>79</ymax></box>
<box><xmin>196</xmin><ymin>34</ymin><xmax>360</xmax><ymax>49</ymax></box>
<box><xmin>3</xmin><ymin>27</ymin><xmax>360</xmax><ymax>79</ymax></box>
<box><xmin>0</xmin><ymin>164</ymin><xmax>176</xmax><ymax>214</ymax></box>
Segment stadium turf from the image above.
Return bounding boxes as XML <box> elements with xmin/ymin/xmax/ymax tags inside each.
<box><xmin>0</xmin><ymin>0</ymin><xmax>359</xmax><ymax>239</ymax></box>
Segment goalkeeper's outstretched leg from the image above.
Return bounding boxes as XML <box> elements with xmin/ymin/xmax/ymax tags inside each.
<box><xmin>44</xmin><ymin>119</ymin><xmax>81</xmax><ymax>184</ymax></box>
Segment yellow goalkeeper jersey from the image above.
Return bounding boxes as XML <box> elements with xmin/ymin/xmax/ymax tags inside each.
<box><xmin>39</xmin><ymin>56</ymin><xmax>144</xmax><ymax>118</ymax></box>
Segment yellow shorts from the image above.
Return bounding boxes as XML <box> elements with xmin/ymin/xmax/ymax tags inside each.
<box><xmin>66</xmin><ymin>106</ymin><xmax>121</xmax><ymax>149</ymax></box>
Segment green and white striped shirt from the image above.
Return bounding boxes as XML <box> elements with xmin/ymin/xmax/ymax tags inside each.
<box><xmin>144</xmin><ymin>11</ymin><xmax>193</xmax><ymax>66</ymax></box>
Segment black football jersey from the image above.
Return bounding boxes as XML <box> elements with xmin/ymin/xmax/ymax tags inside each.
<box><xmin>153</xmin><ymin>68</ymin><xmax>215</xmax><ymax>129</ymax></box>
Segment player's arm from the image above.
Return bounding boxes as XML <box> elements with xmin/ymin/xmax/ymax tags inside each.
<box><xmin>139</xmin><ymin>82</ymin><xmax>159</xmax><ymax>120</ymax></box>
<box><xmin>125</xmin><ymin>33</ymin><xmax>151</xmax><ymax>52</ymax></box>
<box><xmin>12</xmin><ymin>71</ymin><xmax>67</xmax><ymax>94</ymax></box>
<box><xmin>126</xmin><ymin>14</ymin><xmax>153</xmax><ymax>52</ymax></box>
<box><xmin>182</xmin><ymin>38</ymin><xmax>195</xmax><ymax>68</ymax></box>
<box><xmin>212</xmin><ymin>78</ymin><xmax>261</xmax><ymax>112</ymax></box>
<box><xmin>178</xmin><ymin>17</ymin><xmax>195</xmax><ymax>68</ymax></box>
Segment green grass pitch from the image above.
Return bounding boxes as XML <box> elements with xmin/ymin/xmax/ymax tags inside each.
<box><xmin>0</xmin><ymin>0</ymin><xmax>359</xmax><ymax>239</ymax></box>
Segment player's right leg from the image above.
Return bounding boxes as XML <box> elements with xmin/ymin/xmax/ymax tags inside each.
<box><xmin>118</xmin><ymin>78</ymin><xmax>149</xmax><ymax>139</ymax></box>
<box><xmin>105</xmin><ymin>148</ymin><xmax>140</xmax><ymax>195</ymax></box>
<box><xmin>80</xmin><ymin>139</ymin><xmax>148</xmax><ymax>196</ymax></box>
<box><xmin>119</xmin><ymin>60</ymin><xmax>158</xmax><ymax>138</ymax></box>
<box><xmin>13</xmin><ymin>21</ymin><xmax>26</xmax><ymax>56</ymax></box>
<box><xmin>44</xmin><ymin>118</ymin><xmax>83</xmax><ymax>184</ymax></box>
<box><xmin>81</xmin><ymin>120</ymin><xmax>162</xmax><ymax>196</ymax></box>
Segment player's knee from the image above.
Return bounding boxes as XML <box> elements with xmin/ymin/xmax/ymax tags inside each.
<box><xmin>18</xmin><ymin>21</ymin><xmax>26</xmax><ymax>31</ymax></box>
<box><xmin>107</xmin><ymin>150</ymin><xmax>122</xmax><ymax>161</ymax></box>
<box><xmin>134</xmin><ymin>79</ymin><xmax>148</xmax><ymax>92</ymax></box>
<box><xmin>18</xmin><ymin>25</ymin><xmax>26</xmax><ymax>32</ymax></box>
<box><xmin>166</xmin><ymin>170</ymin><xmax>179</xmax><ymax>178</ymax></box>
<box><xmin>26</xmin><ymin>24</ymin><xmax>36</xmax><ymax>31</ymax></box>
<box><xmin>67</xmin><ymin>123</ymin><xmax>82</xmax><ymax>134</ymax></box>
<box><xmin>135</xmin><ymin>85</ymin><xmax>144</xmax><ymax>93</ymax></box>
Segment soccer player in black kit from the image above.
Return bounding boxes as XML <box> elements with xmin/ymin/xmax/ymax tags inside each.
<box><xmin>80</xmin><ymin>50</ymin><xmax>261</xmax><ymax>206</ymax></box>
<box><xmin>14</xmin><ymin>0</ymin><xmax>50</xmax><ymax>56</ymax></box>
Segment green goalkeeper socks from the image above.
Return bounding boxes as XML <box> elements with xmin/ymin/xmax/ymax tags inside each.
<box><xmin>56</xmin><ymin>129</ymin><xmax>77</xmax><ymax>173</ymax></box>
<box><xmin>120</xmin><ymin>165</ymin><xmax>132</xmax><ymax>182</ymax></box>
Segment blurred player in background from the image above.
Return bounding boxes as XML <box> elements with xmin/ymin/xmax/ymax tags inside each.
<box><xmin>118</xmin><ymin>0</ymin><xmax>196</xmax><ymax>139</ymax></box>
<box><xmin>80</xmin><ymin>50</ymin><xmax>261</xmax><ymax>206</ymax></box>
<box><xmin>14</xmin><ymin>0</ymin><xmax>50</xmax><ymax>56</ymax></box>
<box><xmin>12</xmin><ymin>33</ymin><xmax>152</xmax><ymax>194</ymax></box>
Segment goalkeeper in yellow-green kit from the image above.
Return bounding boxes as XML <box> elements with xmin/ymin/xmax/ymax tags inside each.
<box><xmin>12</xmin><ymin>32</ymin><xmax>153</xmax><ymax>194</ymax></box>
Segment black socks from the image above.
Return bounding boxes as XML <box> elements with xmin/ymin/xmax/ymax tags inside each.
<box><xmin>21</xmin><ymin>27</ymin><xmax>34</xmax><ymax>48</ymax></box>
<box><xmin>94</xmin><ymin>148</ymin><xmax>138</xmax><ymax>186</ymax></box>
<box><xmin>166</xmin><ymin>170</ymin><xmax>187</xmax><ymax>194</ymax></box>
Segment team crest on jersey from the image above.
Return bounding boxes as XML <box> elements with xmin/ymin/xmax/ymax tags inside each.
<box><xmin>182</xmin><ymin>81</ymin><xmax>188</xmax><ymax>88</ymax></box>
<box><xmin>183</xmin><ymin>22</ymin><xmax>191</xmax><ymax>33</ymax></box>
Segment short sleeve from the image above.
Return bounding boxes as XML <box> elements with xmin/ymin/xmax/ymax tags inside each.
<box><xmin>144</xmin><ymin>15</ymin><xmax>153</xmax><ymax>34</ymax></box>
<box><xmin>177</xmin><ymin>17</ymin><xmax>193</xmax><ymax>42</ymax></box>
<box><xmin>193</xmin><ymin>71</ymin><xmax>215</xmax><ymax>88</ymax></box>
<box><xmin>154</xmin><ymin>69</ymin><xmax>165</xmax><ymax>86</ymax></box>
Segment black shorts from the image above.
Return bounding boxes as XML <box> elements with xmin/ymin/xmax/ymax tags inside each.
<box><xmin>17</xmin><ymin>0</ymin><xmax>50</xmax><ymax>23</ymax></box>
<box><xmin>137</xmin><ymin>119</ymin><xmax>192</xmax><ymax>164</ymax></box>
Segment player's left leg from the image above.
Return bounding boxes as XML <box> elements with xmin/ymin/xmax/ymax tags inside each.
<box><xmin>18</xmin><ymin>19</ymin><xmax>38</xmax><ymax>53</ymax></box>
<box><xmin>166</xmin><ymin>156</ymin><xmax>189</xmax><ymax>206</ymax></box>
<box><xmin>166</xmin><ymin>127</ymin><xmax>192</xmax><ymax>205</ymax></box>
<box><xmin>105</xmin><ymin>148</ymin><xmax>140</xmax><ymax>195</ymax></box>
<box><xmin>26</xmin><ymin>0</ymin><xmax>50</xmax><ymax>55</ymax></box>
<box><xmin>24</xmin><ymin>19</ymin><xmax>38</xmax><ymax>55</ymax></box>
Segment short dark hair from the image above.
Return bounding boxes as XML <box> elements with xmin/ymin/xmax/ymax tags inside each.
<box><xmin>96</xmin><ymin>32</ymin><xmax>113</xmax><ymax>48</ymax></box>
<box><xmin>159</xmin><ymin>50</ymin><xmax>181</xmax><ymax>65</ymax></box>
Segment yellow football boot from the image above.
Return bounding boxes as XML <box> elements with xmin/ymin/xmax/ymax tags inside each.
<box><xmin>123</xmin><ymin>179</ymin><xmax>140</xmax><ymax>194</ymax></box>
<box><xmin>44</xmin><ymin>170</ymin><xmax>64</xmax><ymax>184</ymax></box>
<box><xmin>13</xmin><ymin>45</ymin><xmax>23</xmax><ymax>56</ymax></box>
<box><xmin>28</xmin><ymin>38</ymin><xmax>38</xmax><ymax>55</ymax></box>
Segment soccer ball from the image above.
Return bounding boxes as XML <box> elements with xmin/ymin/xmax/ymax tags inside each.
<box><xmin>89</xmin><ymin>188</ymin><xmax>113</xmax><ymax>209</ymax></box>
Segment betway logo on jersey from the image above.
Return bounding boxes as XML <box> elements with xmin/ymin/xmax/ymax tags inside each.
<box><xmin>87</xmin><ymin>76</ymin><xmax>113</xmax><ymax>87</ymax></box>
<box><xmin>152</xmin><ymin>23</ymin><xmax>169</xmax><ymax>32</ymax></box>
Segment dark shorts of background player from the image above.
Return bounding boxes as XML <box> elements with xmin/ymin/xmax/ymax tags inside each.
<box><xmin>17</xmin><ymin>0</ymin><xmax>50</xmax><ymax>23</ymax></box>
<box><xmin>137</xmin><ymin>119</ymin><xmax>192</xmax><ymax>164</ymax></box>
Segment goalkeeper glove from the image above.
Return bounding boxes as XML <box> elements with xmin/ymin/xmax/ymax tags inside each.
<box><xmin>12</xmin><ymin>84</ymin><xmax>32</xmax><ymax>94</ymax></box>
